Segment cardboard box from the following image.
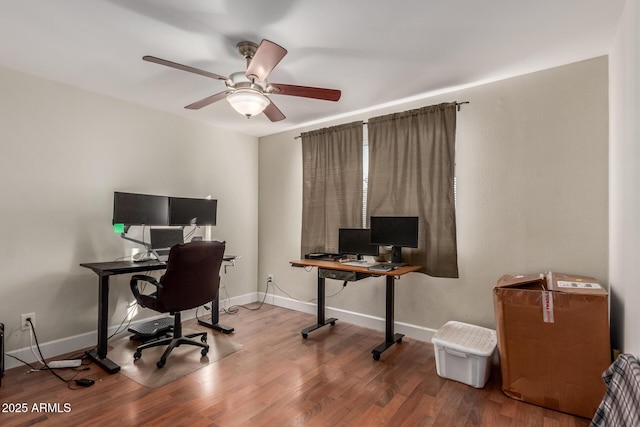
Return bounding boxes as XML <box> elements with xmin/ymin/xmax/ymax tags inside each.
<box><xmin>493</xmin><ymin>272</ymin><xmax>610</xmax><ymax>419</ymax></box>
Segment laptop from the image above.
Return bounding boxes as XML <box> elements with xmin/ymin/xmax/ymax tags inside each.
<box><xmin>149</xmin><ymin>228</ymin><xmax>184</xmax><ymax>262</ymax></box>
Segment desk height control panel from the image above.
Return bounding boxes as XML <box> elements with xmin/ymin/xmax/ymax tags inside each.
<box><xmin>318</xmin><ymin>268</ymin><xmax>370</xmax><ymax>282</ymax></box>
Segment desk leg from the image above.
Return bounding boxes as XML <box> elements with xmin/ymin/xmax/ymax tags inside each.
<box><xmin>198</xmin><ymin>292</ymin><xmax>234</xmax><ymax>334</ymax></box>
<box><xmin>371</xmin><ymin>275</ymin><xmax>403</xmax><ymax>360</ymax></box>
<box><xmin>301</xmin><ymin>274</ymin><xmax>337</xmax><ymax>338</ymax></box>
<box><xmin>87</xmin><ymin>274</ymin><xmax>121</xmax><ymax>374</ymax></box>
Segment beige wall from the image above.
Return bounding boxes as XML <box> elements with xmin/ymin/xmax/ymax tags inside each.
<box><xmin>0</xmin><ymin>65</ymin><xmax>259</xmax><ymax>353</ymax></box>
<box><xmin>259</xmin><ymin>57</ymin><xmax>609</xmax><ymax>335</ymax></box>
<box><xmin>610</xmin><ymin>0</ymin><xmax>640</xmax><ymax>356</ymax></box>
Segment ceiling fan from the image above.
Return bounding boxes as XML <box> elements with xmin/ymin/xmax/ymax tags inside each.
<box><xmin>143</xmin><ymin>39</ymin><xmax>341</xmax><ymax>122</ymax></box>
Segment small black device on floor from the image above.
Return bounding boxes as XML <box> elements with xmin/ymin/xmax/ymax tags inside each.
<box><xmin>75</xmin><ymin>378</ymin><xmax>94</xmax><ymax>387</ymax></box>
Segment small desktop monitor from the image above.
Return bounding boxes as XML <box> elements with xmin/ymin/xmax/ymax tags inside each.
<box><xmin>169</xmin><ymin>197</ymin><xmax>217</xmax><ymax>226</ymax></box>
<box><xmin>338</xmin><ymin>228</ymin><xmax>379</xmax><ymax>259</ymax></box>
<box><xmin>150</xmin><ymin>228</ymin><xmax>184</xmax><ymax>250</ymax></box>
<box><xmin>370</xmin><ymin>216</ymin><xmax>419</xmax><ymax>263</ymax></box>
<box><xmin>112</xmin><ymin>192</ymin><xmax>170</xmax><ymax>226</ymax></box>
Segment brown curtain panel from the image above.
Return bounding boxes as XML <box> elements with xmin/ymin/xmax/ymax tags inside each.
<box><xmin>301</xmin><ymin>121</ymin><xmax>364</xmax><ymax>257</ymax></box>
<box><xmin>367</xmin><ymin>102</ymin><xmax>458</xmax><ymax>277</ymax></box>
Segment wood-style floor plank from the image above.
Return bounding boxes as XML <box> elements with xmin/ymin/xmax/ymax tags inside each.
<box><xmin>0</xmin><ymin>303</ymin><xmax>592</xmax><ymax>426</ymax></box>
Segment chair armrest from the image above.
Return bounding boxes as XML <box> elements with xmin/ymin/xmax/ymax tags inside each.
<box><xmin>130</xmin><ymin>275</ymin><xmax>162</xmax><ymax>303</ymax></box>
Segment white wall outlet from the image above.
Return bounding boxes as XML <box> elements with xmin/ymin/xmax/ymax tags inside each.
<box><xmin>21</xmin><ymin>313</ymin><xmax>35</xmax><ymax>331</ymax></box>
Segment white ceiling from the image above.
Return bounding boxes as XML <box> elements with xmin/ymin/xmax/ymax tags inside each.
<box><xmin>0</xmin><ymin>0</ymin><xmax>626</xmax><ymax>137</ymax></box>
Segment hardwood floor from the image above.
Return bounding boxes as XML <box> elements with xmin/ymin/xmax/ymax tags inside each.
<box><xmin>1</xmin><ymin>303</ymin><xmax>591</xmax><ymax>426</ymax></box>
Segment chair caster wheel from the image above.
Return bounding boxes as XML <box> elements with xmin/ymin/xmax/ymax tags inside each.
<box><xmin>201</xmin><ymin>348</ymin><xmax>209</xmax><ymax>357</ymax></box>
<box><xmin>372</xmin><ymin>352</ymin><xmax>381</xmax><ymax>361</ymax></box>
<box><xmin>133</xmin><ymin>351</ymin><xmax>141</xmax><ymax>360</ymax></box>
<box><xmin>302</xmin><ymin>333</ymin><xmax>308</xmax><ymax>339</ymax></box>
<box><xmin>156</xmin><ymin>359</ymin><xmax>166</xmax><ymax>369</ymax></box>
<box><xmin>201</xmin><ymin>336</ymin><xmax>207</xmax><ymax>343</ymax></box>
<box><xmin>330</xmin><ymin>321</ymin><xmax>336</xmax><ymax>326</ymax></box>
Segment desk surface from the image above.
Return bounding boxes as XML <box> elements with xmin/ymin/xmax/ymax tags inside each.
<box><xmin>80</xmin><ymin>260</ymin><xmax>166</xmax><ymax>275</ymax></box>
<box><xmin>81</xmin><ymin>255</ymin><xmax>238</xmax><ymax>276</ymax></box>
<box><xmin>290</xmin><ymin>259</ymin><xmax>421</xmax><ymax>275</ymax></box>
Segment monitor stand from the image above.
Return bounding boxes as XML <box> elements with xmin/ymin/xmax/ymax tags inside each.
<box><xmin>390</xmin><ymin>246</ymin><xmax>403</xmax><ymax>264</ymax></box>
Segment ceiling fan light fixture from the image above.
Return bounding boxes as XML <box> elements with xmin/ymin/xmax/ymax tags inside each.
<box><xmin>227</xmin><ymin>89</ymin><xmax>270</xmax><ymax>118</ymax></box>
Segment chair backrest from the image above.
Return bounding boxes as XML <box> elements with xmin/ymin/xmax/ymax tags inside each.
<box><xmin>155</xmin><ymin>240</ymin><xmax>226</xmax><ymax>312</ymax></box>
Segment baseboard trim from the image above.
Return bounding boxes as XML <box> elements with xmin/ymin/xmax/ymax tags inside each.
<box><xmin>4</xmin><ymin>292</ymin><xmax>436</xmax><ymax>371</ymax></box>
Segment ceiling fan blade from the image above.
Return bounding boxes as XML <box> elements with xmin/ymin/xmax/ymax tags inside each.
<box><xmin>185</xmin><ymin>91</ymin><xmax>230</xmax><ymax>110</ymax></box>
<box><xmin>263</xmin><ymin>100</ymin><xmax>286</xmax><ymax>122</ymax></box>
<box><xmin>245</xmin><ymin>40</ymin><xmax>287</xmax><ymax>82</ymax></box>
<box><xmin>143</xmin><ymin>56</ymin><xmax>227</xmax><ymax>81</ymax></box>
<box><xmin>268</xmin><ymin>83</ymin><xmax>341</xmax><ymax>102</ymax></box>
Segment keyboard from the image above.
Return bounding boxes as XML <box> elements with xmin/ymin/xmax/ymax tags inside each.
<box><xmin>342</xmin><ymin>260</ymin><xmax>376</xmax><ymax>267</ymax></box>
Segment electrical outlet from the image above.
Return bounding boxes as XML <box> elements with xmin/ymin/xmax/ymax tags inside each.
<box><xmin>21</xmin><ymin>313</ymin><xmax>35</xmax><ymax>331</ymax></box>
<box><xmin>267</xmin><ymin>274</ymin><xmax>274</xmax><ymax>282</ymax></box>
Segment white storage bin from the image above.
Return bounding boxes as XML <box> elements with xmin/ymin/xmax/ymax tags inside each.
<box><xmin>431</xmin><ymin>321</ymin><xmax>497</xmax><ymax>388</ymax></box>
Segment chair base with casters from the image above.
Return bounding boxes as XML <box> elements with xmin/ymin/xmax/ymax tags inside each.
<box><xmin>132</xmin><ymin>312</ymin><xmax>209</xmax><ymax>369</ymax></box>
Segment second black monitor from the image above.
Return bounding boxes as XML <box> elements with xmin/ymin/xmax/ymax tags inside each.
<box><xmin>370</xmin><ymin>216</ymin><xmax>419</xmax><ymax>263</ymax></box>
<box><xmin>169</xmin><ymin>197</ymin><xmax>217</xmax><ymax>226</ymax></box>
<box><xmin>339</xmin><ymin>228</ymin><xmax>380</xmax><ymax>258</ymax></box>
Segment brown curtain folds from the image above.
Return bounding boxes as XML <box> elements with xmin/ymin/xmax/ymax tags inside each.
<box><xmin>300</xmin><ymin>121</ymin><xmax>364</xmax><ymax>257</ymax></box>
<box><xmin>367</xmin><ymin>103</ymin><xmax>458</xmax><ymax>277</ymax></box>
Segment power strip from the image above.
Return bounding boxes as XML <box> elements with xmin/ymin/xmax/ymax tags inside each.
<box><xmin>48</xmin><ymin>359</ymin><xmax>81</xmax><ymax>368</ymax></box>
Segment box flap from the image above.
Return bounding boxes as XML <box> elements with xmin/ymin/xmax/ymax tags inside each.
<box><xmin>546</xmin><ymin>272</ymin><xmax>607</xmax><ymax>295</ymax></box>
<box><xmin>495</xmin><ymin>272</ymin><xmax>607</xmax><ymax>295</ymax></box>
<box><xmin>495</xmin><ymin>273</ymin><xmax>546</xmax><ymax>289</ymax></box>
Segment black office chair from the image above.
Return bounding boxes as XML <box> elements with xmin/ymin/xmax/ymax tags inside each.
<box><xmin>129</xmin><ymin>240</ymin><xmax>226</xmax><ymax>368</ymax></box>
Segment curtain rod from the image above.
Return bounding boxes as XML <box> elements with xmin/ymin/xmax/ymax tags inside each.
<box><xmin>293</xmin><ymin>101</ymin><xmax>469</xmax><ymax>139</ymax></box>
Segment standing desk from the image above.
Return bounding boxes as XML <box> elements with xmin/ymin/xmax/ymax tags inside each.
<box><xmin>80</xmin><ymin>256</ymin><xmax>236</xmax><ymax>374</ymax></box>
<box><xmin>290</xmin><ymin>259</ymin><xmax>421</xmax><ymax>360</ymax></box>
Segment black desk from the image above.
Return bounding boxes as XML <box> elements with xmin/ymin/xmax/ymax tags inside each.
<box><xmin>290</xmin><ymin>259</ymin><xmax>420</xmax><ymax>360</ymax></box>
<box><xmin>80</xmin><ymin>257</ymin><xmax>236</xmax><ymax>374</ymax></box>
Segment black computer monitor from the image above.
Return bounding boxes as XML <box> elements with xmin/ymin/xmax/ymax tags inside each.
<box><xmin>338</xmin><ymin>228</ymin><xmax>380</xmax><ymax>259</ymax></box>
<box><xmin>112</xmin><ymin>192</ymin><xmax>170</xmax><ymax>226</ymax></box>
<box><xmin>169</xmin><ymin>197</ymin><xmax>217</xmax><ymax>226</ymax></box>
<box><xmin>150</xmin><ymin>228</ymin><xmax>184</xmax><ymax>250</ymax></box>
<box><xmin>370</xmin><ymin>216</ymin><xmax>419</xmax><ymax>263</ymax></box>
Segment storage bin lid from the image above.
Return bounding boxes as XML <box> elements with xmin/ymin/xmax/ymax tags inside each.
<box><xmin>432</xmin><ymin>321</ymin><xmax>497</xmax><ymax>357</ymax></box>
